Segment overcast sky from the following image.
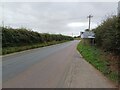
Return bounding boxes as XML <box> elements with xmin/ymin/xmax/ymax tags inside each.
<box><xmin>0</xmin><ymin>2</ymin><xmax>118</xmax><ymax>36</ymax></box>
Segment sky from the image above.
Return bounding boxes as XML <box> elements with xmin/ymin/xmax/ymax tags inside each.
<box><xmin>0</xmin><ymin>2</ymin><xmax>118</xmax><ymax>36</ymax></box>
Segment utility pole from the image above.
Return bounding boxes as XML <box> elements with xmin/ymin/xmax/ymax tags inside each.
<box><xmin>2</xmin><ymin>3</ymin><xmax>4</xmax><ymax>28</ymax></box>
<box><xmin>72</xmin><ymin>33</ymin><xmax>73</xmax><ymax>37</ymax></box>
<box><xmin>87</xmin><ymin>15</ymin><xmax>93</xmax><ymax>30</ymax></box>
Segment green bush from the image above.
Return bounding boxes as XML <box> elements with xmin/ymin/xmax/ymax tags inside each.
<box><xmin>93</xmin><ymin>16</ymin><xmax>120</xmax><ymax>55</ymax></box>
<box><xmin>2</xmin><ymin>27</ymin><xmax>73</xmax><ymax>48</ymax></box>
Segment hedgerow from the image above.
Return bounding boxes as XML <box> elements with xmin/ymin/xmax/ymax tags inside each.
<box><xmin>2</xmin><ymin>27</ymin><xmax>73</xmax><ymax>47</ymax></box>
<box><xmin>93</xmin><ymin>16</ymin><xmax>120</xmax><ymax>55</ymax></box>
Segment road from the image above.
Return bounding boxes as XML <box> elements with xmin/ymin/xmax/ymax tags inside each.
<box><xmin>2</xmin><ymin>40</ymin><xmax>116</xmax><ymax>88</ymax></box>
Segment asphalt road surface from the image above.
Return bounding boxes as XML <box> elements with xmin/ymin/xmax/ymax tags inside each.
<box><xmin>2</xmin><ymin>40</ymin><xmax>116</xmax><ymax>88</ymax></box>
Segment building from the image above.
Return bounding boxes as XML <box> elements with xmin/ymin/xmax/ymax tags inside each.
<box><xmin>81</xmin><ymin>31</ymin><xmax>95</xmax><ymax>45</ymax></box>
<box><xmin>81</xmin><ymin>31</ymin><xmax>95</xmax><ymax>39</ymax></box>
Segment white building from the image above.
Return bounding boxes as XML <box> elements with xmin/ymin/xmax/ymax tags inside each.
<box><xmin>81</xmin><ymin>31</ymin><xmax>95</xmax><ymax>39</ymax></box>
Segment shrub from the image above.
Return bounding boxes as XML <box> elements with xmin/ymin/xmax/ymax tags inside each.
<box><xmin>2</xmin><ymin>27</ymin><xmax>73</xmax><ymax>47</ymax></box>
<box><xmin>93</xmin><ymin>16</ymin><xmax>120</xmax><ymax>55</ymax></box>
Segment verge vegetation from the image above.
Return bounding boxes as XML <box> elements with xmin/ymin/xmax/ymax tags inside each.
<box><xmin>77</xmin><ymin>42</ymin><xmax>118</xmax><ymax>83</ymax></box>
<box><xmin>77</xmin><ymin>15</ymin><xmax>119</xmax><ymax>84</ymax></box>
<box><xmin>2</xmin><ymin>27</ymin><xmax>73</xmax><ymax>55</ymax></box>
<box><xmin>93</xmin><ymin>16</ymin><xmax>120</xmax><ymax>55</ymax></box>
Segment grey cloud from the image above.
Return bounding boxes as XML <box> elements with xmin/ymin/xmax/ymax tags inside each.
<box><xmin>0</xmin><ymin>2</ymin><xmax>117</xmax><ymax>36</ymax></box>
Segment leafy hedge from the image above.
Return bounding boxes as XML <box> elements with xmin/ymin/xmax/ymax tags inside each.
<box><xmin>93</xmin><ymin>16</ymin><xmax>120</xmax><ymax>55</ymax></box>
<box><xmin>2</xmin><ymin>27</ymin><xmax>73</xmax><ymax>47</ymax></box>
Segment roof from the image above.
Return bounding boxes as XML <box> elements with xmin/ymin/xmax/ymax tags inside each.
<box><xmin>81</xmin><ymin>31</ymin><xmax>95</xmax><ymax>39</ymax></box>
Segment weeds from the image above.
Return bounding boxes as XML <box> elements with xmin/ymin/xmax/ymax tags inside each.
<box><xmin>77</xmin><ymin>42</ymin><xmax>118</xmax><ymax>83</ymax></box>
<box><xmin>2</xmin><ymin>40</ymin><xmax>68</xmax><ymax>55</ymax></box>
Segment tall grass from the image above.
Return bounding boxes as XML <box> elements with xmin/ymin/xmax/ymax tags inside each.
<box><xmin>77</xmin><ymin>42</ymin><xmax>118</xmax><ymax>83</ymax></box>
<box><xmin>2</xmin><ymin>40</ymin><xmax>68</xmax><ymax>55</ymax></box>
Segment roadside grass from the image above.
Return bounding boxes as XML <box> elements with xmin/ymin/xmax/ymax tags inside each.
<box><xmin>77</xmin><ymin>42</ymin><xmax>118</xmax><ymax>83</ymax></box>
<box><xmin>2</xmin><ymin>40</ymin><xmax>69</xmax><ymax>55</ymax></box>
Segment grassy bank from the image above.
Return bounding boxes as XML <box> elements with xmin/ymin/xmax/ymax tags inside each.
<box><xmin>2</xmin><ymin>40</ymin><xmax>69</xmax><ymax>55</ymax></box>
<box><xmin>77</xmin><ymin>42</ymin><xmax>118</xmax><ymax>83</ymax></box>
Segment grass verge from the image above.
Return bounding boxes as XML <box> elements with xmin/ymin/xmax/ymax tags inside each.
<box><xmin>77</xmin><ymin>41</ymin><xmax>118</xmax><ymax>83</ymax></box>
<box><xmin>2</xmin><ymin>40</ymin><xmax>70</xmax><ymax>55</ymax></box>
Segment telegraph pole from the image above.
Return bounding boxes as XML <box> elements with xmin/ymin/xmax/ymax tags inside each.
<box><xmin>2</xmin><ymin>3</ymin><xmax>4</xmax><ymax>28</ymax></box>
<box><xmin>72</xmin><ymin>33</ymin><xmax>73</xmax><ymax>37</ymax></box>
<box><xmin>87</xmin><ymin>15</ymin><xmax>93</xmax><ymax>30</ymax></box>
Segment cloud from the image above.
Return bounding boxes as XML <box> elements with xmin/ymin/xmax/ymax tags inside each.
<box><xmin>67</xmin><ymin>22</ymin><xmax>87</xmax><ymax>27</ymax></box>
<box><xmin>0</xmin><ymin>2</ymin><xmax>117</xmax><ymax>36</ymax></box>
